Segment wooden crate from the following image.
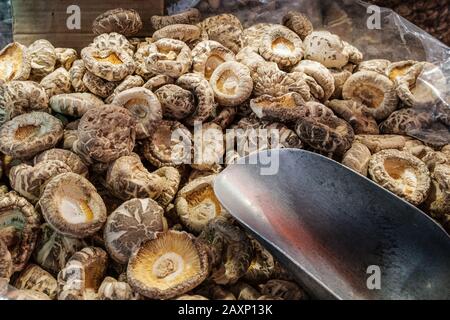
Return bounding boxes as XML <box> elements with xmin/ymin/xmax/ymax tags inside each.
<box><xmin>12</xmin><ymin>0</ymin><xmax>165</xmax><ymax>52</ymax></box>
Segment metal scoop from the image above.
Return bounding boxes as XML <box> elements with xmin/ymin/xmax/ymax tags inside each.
<box><xmin>213</xmin><ymin>149</ymin><xmax>450</xmax><ymax>300</ymax></box>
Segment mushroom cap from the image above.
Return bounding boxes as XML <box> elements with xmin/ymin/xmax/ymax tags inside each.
<box><xmin>143</xmin><ymin>120</ymin><xmax>193</xmax><ymax>168</ymax></box>
<box><xmin>104</xmin><ymin>198</ymin><xmax>167</xmax><ymax>264</ymax></box>
<box><xmin>143</xmin><ymin>74</ymin><xmax>175</xmax><ymax>92</ymax></box>
<box><xmin>106</xmin><ymin>74</ymin><xmax>145</xmax><ymax>104</ymax></box>
<box><xmin>82</xmin><ymin>71</ymin><xmax>118</xmax><ymax>98</ymax></box>
<box><xmin>199</xmin><ymin>14</ymin><xmax>243</xmax><ymax>54</ymax></box>
<box><xmin>303</xmin><ymin>31</ymin><xmax>349</xmax><ymax>68</ymax></box>
<box><xmin>424</xmin><ymin>164</ymin><xmax>450</xmax><ymax>219</ymax></box>
<box><xmin>282</xmin><ymin>10</ymin><xmax>314</xmax><ymax>40</ymax></box>
<box><xmin>0</xmin><ymin>112</ymin><xmax>63</xmax><ymax>159</ymax></box>
<box><xmin>296</xmin><ymin>115</ymin><xmax>355</xmax><ymax>156</ymax></box>
<box><xmin>0</xmin><ymin>192</ymin><xmax>40</xmax><ymax>272</ymax></box>
<box><xmin>379</xmin><ymin>108</ymin><xmax>432</xmax><ymax>136</ymax></box>
<box><xmin>242</xmin><ymin>23</ymin><xmax>274</xmax><ymax>52</ymax></box>
<box><xmin>243</xmin><ymin>239</ymin><xmax>277</xmax><ymax>284</ymax></box>
<box><xmin>28</xmin><ymin>39</ymin><xmax>56</xmax><ymax>80</ymax></box>
<box><xmin>98</xmin><ymin>276</ymin><xmax>136</xmax><ymax>300</ymax></box>
<box><xmin>342</xmin><ymin>142</ymin><xmax>372</xmax><ymax>176</ymax></box>
<box><xmin>40</xmin><ymin>172</ymin><xmax>107</xmax><ymax>238</ymax></box>
<box><xmin>0</xmin><ymin>239</ymin><xmax>13</xmax><ymax>279</ymax></box>
<box><xmin>92</xmin><ymin>8</ymin><xmax>143</xmax><ymax>36</ymax></box>
<box><xmin>127</xmin><ymin>230</ymin><xmax>209</xmax><ymax>300</ymax></box>
<box><xmin>329</xmin><ymin>68</ymin><xmax>352</xmax><ymax>99</ymax></box>
<box><xmin>40</xmin><ymin>67</ymin><xmax>72</xmax><ymax>98</ymax></box>
<box><xmin>259</xmin><ymin>279</ymin><xmax>306</xmax><ymax>300</ymax></box>
<box><xmin>368</xmin><ymin>149</ymin><xmax>431</xmax><ymax>206</ymax></box>
<box><xmin>146</xmin><ymin>39</ymin><xmax>192</xmax><ymax>79</ymax></box>
<box><xmin>49</xmin><ymin>93</ymin><xmax>104</xmax><ymax>117</ymax></box>
<box><xmin>91</xmin><ymin>33</ymin><xmax>135</xmax><ymax>57</ymax></box>
<box><xmin>81</xmin><ymin>46</ymin><xmax>135</xmax><ymax>82</ymax></box>
<box><xmin>235</xmin><ymin>46</ymin><xmax>266</xmax><ymax>73</ymax></box>
<box><xmin>191</xmin><ymin>122</ymin><xmax>224</xmax><ymax>171</ymax></box>
<box><xmin>210</xmin><ymin>61</ymin><xmax>252</xmax><ymax>107</ymax></box>
<box><xmin>106</xmin><ymin>155</ymin><xmax>164</xmax><ymax>201</ymax></box>
<box><xmin>76</xmin><ymin>105</ymin><xmax>136</xmax><ymax>163</ymax></box>
<box><xmin>385</xmin><ymin>60</ymin><xmax>417</xmax><ymax>82</ymax></box>
<box><xmin>34</xmin><ymin>148</ymin><xmax>89</xmax><ymax>177</ymax></box>
<box><xmin>155</xmin><ymin>84</ymin><xmax>196</xmax><ymax>120</ymax></box>
<box><xmin>250</xmin><ymin>92</ymin><xmax>306</xmax><ymax>123</ymax></box>
<box><xmin>356</xmin><ymin>134</ymin><xmax>406</xmax><ymax>153</ymax></box>
<box><xmin>69</xmin><ymin>59</ymin><xmax>88</xmax><ymax>93</ymax></box>
<box><xmin>133</xmin><ymin>43</ymin><xmax>155</xmax><ymax>81</ymax></box>
<box><xmin>259</xmin><ymin>25</ymin><xmax>303</xmax><ymax>68</ymax></box>
<box><xmin>0</xmin><ymin>42</ymin><xmax>31</xmax><ymax>82</ymax></box>
<box><xmin>192</xmin><ymin>40</ymin><xmax>235</xmax><ymax>80</ymax></box>
<box><xmin>14</xmin><ymin>264</ymin><xmax>58</xmax><ymax>299</ymax></box>
<box><xmin>291</xmin><ymin>60</ymin><xmax>335</xmax><ymax>101</ymax></box>
<box><xmin>175</xmin><ymin>175</ymin><xmax>225</xmax><ymax>234</ymax></box>
<box><xmin>153</xmin><ymin>24</ymin><xmax>202</xmax><ymax>44</ymax></box>
<box><xmin>357</xmin><ymin>59</ymin><xmax>391</xmax><ymax>74</ymax></box>
<box><xmin>153</xmin><ymin>167</ymin><xmax>182</xmax><ymax>208</ymax></box>
<box><xmin>112</xmin><ymin>87</ymin><xmax>162</xmax><ymax>139</ymax></box>
<box><xmin>151</xmin><ymin>8</ymin><xmax>201</xmax><ymax>30</ymax></box>
<box><xmin>342</xmin><ymin>70</ymin><xmax>398</xmax><ymax>120</ymax></box>
<box><xmin>55</xmin><ymin>47</ymin><xmax>78</xmax><ymax>70</ymax></box>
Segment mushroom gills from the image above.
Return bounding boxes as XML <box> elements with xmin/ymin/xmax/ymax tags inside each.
<box><xmin>14</xmin><ymin>125</ymin><xmax>41</xmax><ymax>140</ymax></box>
<box><xmin>384</xmin><ymin>158</ymin><xmax>418</xmax><ymax>195</ymax></box>
<box><xmin>205</xmin><ymin>55</ymin><xmax>225</xmax><ymax>79</ymax></box>
<box><xmin>0</xmin><ymin>45</ymin><xmax>23</xmax><ymax>81</ymax></box>
<box><xmin>217</xmin><ymin>70</ymin><xmax>239</xmax><ymax>95</ymax></box>
<box><xmin>353</xmin><ymin>85</ymin><xmax>384</xmax><ymax>109</ymax></box>
<box><xmin>187</xmin><ymin>185</ymin><xmax>222</xmax><ymax>221</ymax></box>
<box><xmin>94</xmin><ymin>52</ymin><xmax>123</xmax><ymax>65</ymax></box>
<box><xmin>271</xmin><ymin>37</ymin><xmax>294</xmax><ymax>55</ymax></box>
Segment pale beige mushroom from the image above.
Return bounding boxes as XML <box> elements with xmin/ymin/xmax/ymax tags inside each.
<box><xmin>250</xmin><ymin>92</ymin><xmax>306</xmax><ymax>123</ymax></box>
<box><xmin>329</xmin><ymin>68</ymin><xmax>352</xmax><ymax>99</ymax></box>
<box><xmin>49</xmin><ymin>93</ymin><xmax>104</xmax><ymax>117</ymax></box>
<box><xmin>106</xmin><ymin>75</ymin><xmax>145</xmax><ymax>104</ymax></box>
<box><xmin>146</xmin><ymin>39</ymin><xmax>192</xmax><ymax>78</ymax></box>
<box><xmin>69</xmin><ymin>59</ymin><xmax>88</xmax><ymax>93</ymax></box>
<box><xmin>386</xmin><ymin>60</ymin><xmax>417</xmax><ymax>82</ymax></box>
<box><xmin>235</xmin><ymin>46</ymin><xmax>266</xmax><ymax>73</ymax></box>
<box><xmin>153</xmin><ymin>24</ymin><xmax>202</xmax><ymax>44</ymax></box>
<box><xmin>133</xmin><ymin>43</ymin><xmax>155</xmax><ymax>81</ymax></box>
<box><xmin>143</xmin><ymin>74</ymin><xmax>174</xmax><ymax>91</ymax></box>
<box><xmin>191</xmin><ymin>122</ymin><xmax>224</xmax><ymax>172</ymax></box>
<box><xmin>34</xmin><ymin>148</ymin><xmax>89</xmax><ymax>177</ymax></box>
<box><xmin>303</xmin><ymin>31</ymin><xmax>349</xmax><ymax>68</ymax></box>
<box><xmin>242</xmin><ymin>23</ymin><xmax>274</xmax><ymax>52</ymax></box>
<box><xmin>91</xmin><ymin>33</ymin><xmax>135</xmax><ymax>57</ymax></box>
<box><xmin>292</xmin><ymin>60</ymin><xmax>335</xmax><ymax>101</ymax></box>
<box><xmin>40</xmin><ymin>67</ymin><xmax>72</xmax><ymax>98</ymax></box>
<box><xmin>28</xmin><ymin>39</ymin><xmax>56</xmax><ymax>80</ymax></box>
<box><xmin>355</xmin><ymin>134</ymin><xmax>406</xmax><ymax>153</ymax></box>
<box><xmin>192</xmin><ymin>40</ymin><xmax>235</xmax><ymax>80</ymax></box>
<box><xmin>357</xmin><ymin>59</ymin><xmax>391</xmax><ymax>74</ymax></box>
<box><xmin>151</xmin><ymin>8</ymin><xmax>201</xmax><ymax>30</ymax></box>
<box><xmin>0</xmin><ymin>42</ymin><xmax>31</xmax><ymax>82</ymax></box>
<box><xmin>55</xmin><ymin>48</ymin><xmax>78</xmax><ymax>70</ymax></box>
<box><xmin>423</xmin><ymin>164</ymin><xmax>450</xmax><ymax>221</ymax></box>
<box><xmin>98</xmin><ymin>277</ymin><xmax>136</xmax><ymax>300</ymax></box>
<box><xmin>342</xmin><ymin>142</ymin><xmax>372</xmax><ymax>176</ymax></box>
<box><xmin>14</xmin><ymin>264</ymin><xmax>58</xmax><ymax>299</ymax></box>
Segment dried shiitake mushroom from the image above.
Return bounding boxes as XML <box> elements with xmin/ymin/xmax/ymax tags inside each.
<box><xmin>210</xmin><ymin>61</ymin><xmax>252</xmax><ymax>107</ymax></box>
<box><xmin>28</xmin><ymin>39</ymin><xmax>56</xmax><ymax>80</ymax></box>
<box><xmin>91</xmin><ymin>33</ymin><xmax>135</xmax><ymax>57</ymax></box>
<box><xmin>342</xmin><ymin>70</ymin><xmax>398</xmax><ymax>121</ymax></box>
<box><xmin>127</xmin><ymin>230</ymin><xmax>209</xmax><ymax>300</ymax></box>
<box><xmin>33</xmin><ymin>223</ymin><xmax>87</xmax><ymax>275</ymax></box>
<box><xmin>326</xmin><ymin>99</ymin><xmax>379</xmax><ymax>135</ymax></box>
<box><xmin>282</xmin><ymin>11</ymin><xmax>313</xmax><ymax>40</ymax></box>
<box><xmin>104</xmin><ymin>198</ymin><xmax>167</xmax><ymax>264</ymax></box>
<box><xmin>191</xmin><ymin>122</ymin><xmax>224</xmax><ymax>171</ymax></box>
<box><xmin>69</xmin><ymin>60</ymin><xmax>88</xmax><ymax>93</ymax></box>
<box><xmin>75</xmin><ymin>105</ymin><xmax>136</xmax><ymax>163</ymax></box>
<box><xmin>55</xmin><ymin>48</ymin><xmax>77</xmax><ymax>70</ymax></box>
<box><xmin>39</xmin><ymin>172</ymin><xmax>107</xmax><ymax>238</ymax></box>
<box><xmin>98</xmin><ymin>276</ymin><xmax>136</xmax><ymax>300</ymax></box>
<box><xmin>106</xmin><ymin>75</ymin><xmax>145</xmax><ymax>104</ymax></box>
<box><xmin>243</xmin><ymin>239</ymin><xmax>277</xmax><ymax>284</ymax></box>
<box><xmin>153</xmin><ymin>167</ymin><xmax>181</xmax><ymax>208</ymax></box>
<box><xmin>259</xmin><ymin>280</ymin><xmax>306</xmax><ymax>300</ymax></box>
<box><xmin>303</xmin><ymin>31</ymin><xmax>349</xmax><ymax>68</ymax></box>
<box><xmin>176</xmin><ymin>73</ymin><xmax>216</xmax><ymax>125</ymax></box>
<box><xmin>424</xmin><ymin>164</ymin><xmax>450</xmax><ymax>220</ymax></box>
<box><xmin>81</xmin><ymin>46</ymin><xmax>135</xmax><ymax>82</ymax></box>
<box><xmin>143</xmin><ymin>74</ymin><xmax>174</xmax><ymax>91</ymax></box>
<box><xmin>57</xmin><ymin>247</ymin><xmax>108</xmax><ymax>300</ymax></box>
<box><xmin>153</xmin><ymin>24</ymin><xmax>202</xmax><ymax>44</ymax></box>
<box><xmin>0</xmin><ymin>81</ymin><xmax>49</xmax><ymax>123</ymax></box>
<box><xmin>199</xmin><ymin>217</ymin><xmax>253</xmax><ymax>285</ymax></box>
<box><xmin>242</xmin><ymin>23</ymin><xmax>274</xmax><ymax>52</ymax></box>
<box><xmin>106</xmin><ymin>155</ymin><xmax>163</xmax><ymax>201</ymax></box>
<box><xmin>358</xmin><ymin>59</ymin><xmax>391</xmax><ymax>74</ymax></box>
<box><xmin>49</xmin><ymin>93</ymin><xmax>104</xmax><ymax>117</ymax></box>
<box><xmin>9</xmin><ymin>160</ymin><xmax>72</xmax><ymax>203</ymax></box>
<box><xmin>134</xmin><ymin>43</ymin><xmax>155</xmax><ymax>81</ymax></box>
<box><xmin>0</xmin><ymin>42</ymin><xmax>31</xmax><ymax>82</ymax></box>
<box><xmin>380</xmin><ymin>108</ymin><xmax>432</xmax><ymax>136</ymax></box>
<box><xmin>151</xmin><ymin>8</ymin><xmax>201</xmax><ymax>30</ymax></box>
<box><xmin>250</xmin><ymin>93</ymin><xmax>305</xmax><ymax>123</ymax></box>
<box><xmin>146</xmin><ymin>39</ymin><xmax>192</xmax><ymax>78</ymax></box>
<box><xmin>395</xmin><ymin>62</ymin><xmax>447</xmax><ymax>108</ymax></box>
<box><xmin>0</xmin><ymin>112</ymin><xmax>63</xmax><ymax>159</ymax></box>
<box><xmin>14</xmin><ymin>264</ymin><xmax>58</xmax><ymax>299</ymax></box>
<box><xmin>329</xmin><ymin>68</ymin><xmax>352</xmax><ymax>99</ymax></box>
<box><xmin>342</xmin><ymin>142</ymin><xmax>372</xmax><ymax>176</ymax></box>
<box><xmin>386</xmin><ymin>60</ymin><xmax>417</xmax><ymax>82</ymax></box>
<box><xmin>143</xmin><ymin>120</ymin><xmax>193</xmax><ymax>167</ymax></box>
<box><xmin>112</xmin><ymin>87</ymin><xmax>162</xmax><ymax>139</ymax></box>
<box><xmin>175</xmin><ymin>175</ymin><xmax>226</xmax><ymax>234</ymax></box>
<box><xmin>82</xmin><ymin>71</ymin><xmax>118</xmax><ymax>98</ymax></box>
<box><xmin>356</xmin><ymin>134</ymin><xmax>406</xmax><ymax>153</ymax></box>
<box><xmin>0</xmin><ymin>238</ymin><xmax>13</xmax><ymax>279</ymax></box>
<box><xmin>155</xmin><ymin>84</ymin><xmax>196</xmax><ymax>120</ymax></box>
<box><xmin>40</xmin><ymin>67</ymin><xmax>72</xmax><ymax>98</ymax></box>
<box><xmin>259</xmin><ymin>25</ymin><xmax>303</xmax><ymax>68</ymax></box>
<box><xmin>0</xmin><ymin>192</ymin><xmax>40</xmax><ymax>272</ymax></box>
<box><xmin>93</xmin><ymin>8</ymin><xmax>143</xmax><ymax>36</ymax></box>
<box><xmin>291</xmin><ymin>60</ymin><xmax>335</xmax><ymax>102</ymax></box>
<box><xmin>34</xmin><ymin>148</ymin><xmax>88</xmax><ymax>177</ymax></box>
<box><xmin>296</xmin><ymin>115</ymin><xmax>354</xmax><ymax>156</ymax></box>
<box><xmin>192</xmin><ymin>40</ymin><xmax>235</xmax><ymax>80</ymax></box>
<box><xmin>368</xmin><ymin>149</ymin><xmax>430</xmax><ymax>205</ymax></box>
<box><xmin>199</xmin><ymin>14</ymin><xmax>243</xmax><ymax>54</ymax></box>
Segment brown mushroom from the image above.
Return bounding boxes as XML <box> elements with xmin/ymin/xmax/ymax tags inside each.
<box><xmin>357</xmin><ymin>59</ymin><xmax>391</xmax><ymax>74</ymax></box>
<box><xmin>155</xmin><ymin>84</ymin><xmax>196</xmax><ymax>120</ymax></box>
<box><xmin>28</xmin><ymin>39</ymin><xmax>56</xmax><ymax>80</ymax></box>
<box><xmin>0</xmin><ymin>239</ymin><xmax>13</xmax><ymax>279</ymax></box>
<box><xmin>82</xmin><ymin>71</ymin><xmax>118</xmax><ymax>98</ymax></box>
<box><xmin>92</xmin><ymin>8</ymin><xmax>143</xmax><ymax>36</ymax></box>
<box><xmin>14</xmin><ymin>264</ymin><xmax>58</xmax><ymax>299</ymax></box>
<box><xmin>146</xmin><ymin>39</ymin><xmax>192</xmax><ymax>78</ymax></box>
<box><xmin>259</xmin><ymin>280</ymin><xmax>306</xmax><ymax>300</ymax></box>
<box><xmin>342</xmin><ymin>142</ymin><xmax>372</xmax><ymax>176</ymax></box>
<box><xmin>329</xmin><ymin>68</ymin><xmax>352</xmax><ymax>99</ymax></box>
<box><xmin>153</xmin><ymin>24</ymin><xmax>202</xmax><ymax>44</ymax></box>
<box><xmin>192</xmin><ymin>40</ymin><xmax>235</xmax><ymax>80</ymax></box>
<box><xmin>34</xmin><ymin>148</ymin><xmax>89</xmax><ymax>177</ymax></box>
<box><xmin>282</xmin><ymin>11</ymin><xmax>313</xmax><ymax>40</ymax></box>
<box><xmin>106</xmin><ymin>75</ymin><xmax>145</xmax><ymax>104</ymax></box>
<box><xmin>98</xmin><ymin>276</ymin><xmax>136</xmax><ymax>300</ymax></box>
<box><xmin>291</xmin><ymin>60</ymin><xmax>335</xmax><ymax>102</ymax></box>
<box><xmin>49</xmin><ymin>93</ymin><xmax>104</xmax><ymax>117</ymax></box>
<box><xmin>198</xmin><ymin>14</ymin><xmax>243</xmax><ymax>54</ymax></box>
<box><xmin>40</xmin><ymin>67</ymin><xmax>72</xmax><ymax>98</ymax></box>
<box><xmin>151</xmin><ymin>8</ymin><xmax>201</xmax><ymax>30</ymax></box>
<box><xmin>69</xmin><ymin>59</ymin><xmax>88</xmax><ymax>93</ymax></box>
<box><xmin>250</xmin><ymin>93</ymin><xmax>305</xmax><ymax>123</ymax></box>
<box><xmin>423</xmin><ymin>164</ymin><xmax>450</xmax><ymax>221</ymax></box>
<box><xmin>380</xmin><ymin>108</ymin><xmax>432</xmax><ymax>136</ymax></box>
<box><xmin>143</xmin><ymin>74</ymin><xmax>175</xmax><ymax>91</ymax></box>
<box><xmin>0</xmin><ymin>42</ymin><xmax>31</xmax><ymax>82</ymax></box>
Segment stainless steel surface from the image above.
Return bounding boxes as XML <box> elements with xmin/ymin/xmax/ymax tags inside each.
<box><xmin>214</xmin><ymin>149</ymin><xmax>450</xmax><ymax>300</ymax></box>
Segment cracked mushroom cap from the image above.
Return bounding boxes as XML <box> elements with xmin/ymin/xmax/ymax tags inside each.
<box><xmin>92</xmin><ymin>8</ymin><xmax>143</xmax><ymax>36</ymax></box>
<box><xmin>0</xmin><ymin>42</ymin><xmax>31</xmax><ymax>82</ymax></box>
<box><xmin>259</xmin><ymin>280</ymin><xmax>306</xmax><ymax>300</ymax></box>
<box><xmin>82</xmin><ymin>71</ymin><xmax>118</xmax><ymax>98</ymax></box>
<box><xmin>106</xmin><ymin>74</ymin><xmax>145</xmax><ymax>104</ymax></box>
<box><xmin>133</xmin><ymin>44</ymin><xmax>155</xmax><ymax>81</ymax></box>
<box><xmin>146</xmin><ymin>39</ymin><xmax>192</xmax><ymax>79</ymax></box>
<box><xmin>386</xmin><ymin>60</ymin><xmax>417</xmax><ymax>82</ymax></box>
<box><xmin>199</xmin><ymin>14</ymin><xmax>243</xmax><ymax>54</ymax></box>
<box><xmin>57</xmin><ymin>247</ymin><xmax>108</xmax><ymax>300</ymax></box>
<box><xmin>153</xmin><ymin>167</ymin><xmax>181</xmax><ymax>208</ymax></box>
<box><xmin>153</xmin><ymin>24</ymin><xmax>202</xmax><ymax>44</ymax></box>
<box><xmin>424</xmin><ymin>164</ymin><xmax>450</xmax><ymax>220</ymax></box>
<box><xmin>296</xmin><ymin>115</ymin><xmax>355</xmax><ymax>156</ymax></box>
<box><xmin>49</xmin><ymin>93</ymin><xmax>104</xmax><ymax>117</ymax></box>
<box><xmin>0</xmin><ymin>238</ymin><xmax>13</xmax><ymax>279</ymax></box>
<box><xmin>210</xmin><ymin>61</ymin><xmax>253</xmax><ymax>107</ymax></box>
<box><xmin>127</xmin><ymin>230</ymin><xmax>209</xmax><ymax>300</ymax></box>
<box><xmin>355</xmin><ymin>134</ymin><xmax>406</xmax><ymax>153</ymax></box>
<box><xmin>175</xmin><ymin>175</ymin><xmax>226</xmax><ymax>234</ymax></box>
<box><xmin>14</xmin><ymin>264</ymin><xmax>58</xmax><ymax>299</ymax></box>
<box><xmin>243</xmin><ymin>239</ymin><xmax>279</xmax><ymax>284</ymax></box>
<box><xmin>106</xmin><ymin>155</ymin><xmax>164</xmax><ymax>201</ymax></box>
<box><xmin>34</xmin><ymin>148</ymin><xmax>89</xmax><ymax>177</ymax></box>
<box><xmin>9</xmin><ymin>160</ymin><xmax>72</xmax><ymax>204</ymax></box>
<box><xmin>303</xmin><ymin>31</ymin><xmax>349</xmax><ymax>68</ymax></box>
<box><xmin>342</xmin><ymin>142</ymin><xmax>372</xmax><ymax>176</ymax></box>
<box><xmin>357</xmin><ymin>59</ymin><xmax>391</xmax><ymax>74</ymax></box>
<box><xmin>242</xmin><ymin>23</ymin><xmax>274</xmax><ymax>52</ymax></box>
<box><xmin>98</xmin><ymin>276</ymin><xmax>136</xmax><ymax>300</ymax></box>
<box><xmin>250</xmin><ymin>93</ymin><xmax>306</xmax><ymax>123</ymax></box>
<box><xmin>192</xmin><ymin>40</ymin><xmax>235</xmax><ymax>80</ymax></box>
<box><xmin>0</xmin><ymin>81</ymin><xmax>49</xmax><ymax>123</ymax></box>
<box><xmin>259</xmin><ymin>25</ymin><xmax>303</xmax><ymax>68</ymax></box>
<box><xmin>235</xmin><ymin>46</ymin><xmax>266</xmax><ymax>73</ymax></box>
<box><xmin>39</xmin><ymin>172</ymin><xmax>107</xmax><ymax>238</ymax></box>
<box><xmin>75</xmin><ymin>105</ymin><xmax>136</xmax><ymax>163</ymax></box>
<box><xmin>151</xmin><ymin>8</ymin><xmax>201</xmax><ymax>30</ymax></box>
<box><xmin>395</xmin><ymin>62</ymin><xmax>447</xmax><ymax>108</ymax></box>
<box><xmin>143</xmin><ymin>120</ymin><xmax>193</xmax><ymax>167</ymax></box>
<box><xmin>69</xmin><ymin>60</ymin><xmax>88</xmax><ymax>93</ymax></box>
<box><xmin>112</xmin><ymin>87</ymin><xmax>162</xmax><ymax>140</ymax></box>
<box><xmin>91</xmin><ymin>33</ymin><xmax>135</xmax><ymax>57</ymax></box>
<box><xmin>342</xmin><ymin>70</ymin><xmax>398</xmax><ymax>121</ymax></box>
<box><xmin>199</xmin><ymin>216</ymin><xmax>253</xmax><ymax>285</ymax></box>
<box><xmin>282</xmin><ymin>11</ymin><xmax>314</xmax><ymax>40</ymax></box>
<box><xmin>379</xmin><ymin>108</ymin><xmax>432</xmax><ymax>136</ymax></box>
<box><xmin>291</xmin><ymin>60</ymin><xmax>335</xmax><ymax>102</ymax></box>
<box><xmin>40</xmin><ymin>67</ymin><xmax>72</xmax><ymax>98</ymax></box>
<box><xmin>368</xmin><ymin>149</ymin><xmax>430</xmax><ymax>206</ymax></box>
<box><xmin>0</xmin><ymin>112</ymin><xmax>63</xmax><ymax>159</ymax></box>
<box><xmin>191</xmin><ymin>122</ymin><xmax>224</xmax><ymax>172</ymax></box>
<box><xmin>28</xmin><ymin>39</ymin><xmax>56</xmax><ymax>80</ymax></box>
<box><xmin>104</xmin><ymin>198</ymin><xmax>168</xmax><ymax>264</ymax></box>
<box><xmin>81</xmin><ymin>46</ymin><xmax>135</xmax><ymax>82</ymax></box>
<box><xmin>0</xmin><ymin>192</ymin><xmax>40</xmax><ymax>272</ymax></box>
<box><xmin>55</xmin><ymin>48</ymin><xmax>77</xmax><ymax>70</ymax></box>
<box><xmin>143</xmin><ymin>74</ymin><xmax>174</xmax><ymax>91</ymax></box>
<box><xmin>176</xmin><ymin>73</ymin><xmax>215</xmax><ymax>126</ymax></box>
<box><xmin>155</xmin><ymin>84</ymin><xmax>196</xmax><ymax>120</ymax></box>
